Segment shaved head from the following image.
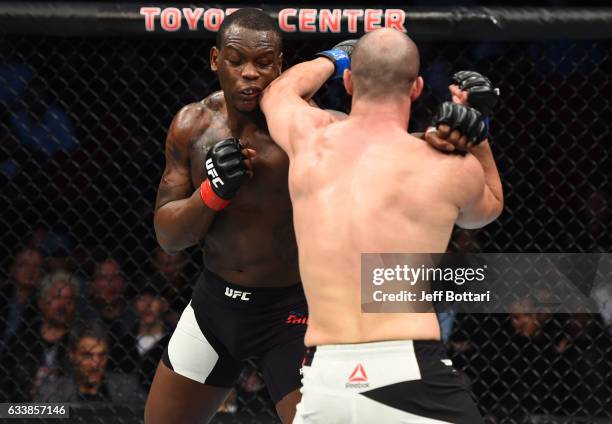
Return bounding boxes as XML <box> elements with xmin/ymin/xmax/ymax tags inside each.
<box><xmin>350</xmin><ymin>28</ymin><xmax>420</xmax><ymax>99</ymax></box>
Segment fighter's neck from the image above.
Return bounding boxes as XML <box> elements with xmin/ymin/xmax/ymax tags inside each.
<box><xmin>350</xmin><ymin>98</ymin><xmax>412</xmax><ymax>129</ymax></box>
<box><xmin>226</xmin><ymin>106</ymin><xmax>268</xmax><ymax>136</ymax></box>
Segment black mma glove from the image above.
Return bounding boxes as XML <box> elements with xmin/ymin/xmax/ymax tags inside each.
<box><xmin>316</xmin><ymin>40</ymin><xmax>357</xmax><ymax>79</ymax></box>
<box><xmin>451</xmin><ymin>70</ymin><xmax>500</xmax><ymax>116</ymax></box>
<box><xmin>432</xmin><ymin>102</ymin><xmax>487</xmax><ymax>146</ymax></box>
<box><xmin>199</xmin><ymin>138</ymin><xmax>248</xmax><ymax>211</ymax></box>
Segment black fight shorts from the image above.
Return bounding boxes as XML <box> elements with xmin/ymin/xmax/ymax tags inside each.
<box><xmin>162</xmin><ymin>267</ymin><xmax>308</xmax><ymax>404</ymax></box>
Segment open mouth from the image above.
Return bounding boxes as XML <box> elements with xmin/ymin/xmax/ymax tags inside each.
<box><xmin>240</xmin><ymin>88</ymin><xmax>261</xmax><ymax>98</ymax></box>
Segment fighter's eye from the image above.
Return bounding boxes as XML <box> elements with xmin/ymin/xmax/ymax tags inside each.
<box><xmin>257</xmin><ymin>61</ymin><xmax>272</xmax><ymax>68</ymax></box>
<box><xmin>227</xmin><ymin>57</ymin><xmax>241</xmax><ymax>65</ymax></box>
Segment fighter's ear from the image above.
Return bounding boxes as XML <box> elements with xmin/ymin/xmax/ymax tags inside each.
<box><xmin>343</xmin><ymin>69</ymin><xmax>353</xmax><ymax>96</ymax></box>
<box><xmin>210</xmin><ymin>46</ymin><xmax>220</xmax><ymax>72</ymax></box>
<box><xmin>410</xmin><ymin>76</ymin><xmax>424</xmax><ymax>102</ymax></box>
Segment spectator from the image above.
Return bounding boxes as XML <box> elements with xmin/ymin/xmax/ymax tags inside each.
<box><xmin>552</xmin><ymin>313</ymin><xmax>612</xmax><ymax>416</ymax></box>
<box><xmin>81</xmin><ymin>258</ymin><xmax>137</xmax><ymax>370</ymax></box>
<box><xmin>114</xmin><ymin>289</ymin><xmax>171</xmax><ymax>390</ymax></box>
<box><xmin>82</xmin><ymin>258</ymin><xmax>136</xmax><ymax>335</ymax></box>
<box><xmin>501</xmin><ymin>299</ymin><xmax>564</xmax><ymax>417</ymax></box>
<box><xmin>36</xmin><ymin>322</ymin><xmax>145</xmax><ymax>404</ymax></box>
<box><xmin>0</xmin><ymin>271</ymin><xmax>78</xmax><ymax>401</ymax></box>
<box><xmin>1</xmin><ymin>247</ymin><xmax>45</xmax><ymax>351</ymax></box>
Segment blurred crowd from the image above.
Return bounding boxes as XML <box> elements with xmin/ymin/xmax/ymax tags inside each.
<box><xmin>0</xmin><ymin>228</ymin><xmax>610</xmax><ymax>420</ymax></box>
<box><xmin>0</xmin><ymin>230</ymin><xmax>269</xmax><ymax>416</ymax></box>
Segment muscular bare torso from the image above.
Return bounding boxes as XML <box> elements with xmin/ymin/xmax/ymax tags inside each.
<box><xmin>289</xmin><ymin>118</ymin><xmax>482</xmax><ymax>346</ymax></box>
<box><xmin>166</xmin><ymin>92</ymin><xmax>299</xmax><ymax>287</ymax></box>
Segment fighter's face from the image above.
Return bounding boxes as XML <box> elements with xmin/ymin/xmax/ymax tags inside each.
<box><xmin>211</xmin><ymin>26</ymin><xmax>282</xmax><ymax>113</ymax></box>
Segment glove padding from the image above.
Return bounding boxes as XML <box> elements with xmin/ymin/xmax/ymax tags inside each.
<box><xmin>451</xmin><ymin>70</ymin><xmax>500</xmax><ymax>116</ymax></box>
<box><xmin>316</xmin><ymin>40</ymin><xmax>357</xmax><ymax>79</ymax></box>
<box><xmin>204</xmin><ymin>138</ymin><xmax>248</xmax><ymax>200</ymax></box>
<box><xmin>432</xmin><ymin>102</ymin><xmax>487</xmax><ymax>146</ymax></box>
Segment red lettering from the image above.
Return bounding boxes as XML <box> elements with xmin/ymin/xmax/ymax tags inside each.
<box><xmin>385</xmin><ymin>9</ymin><xmax>406</xmax><ymax>32</ymax></box>
<box><xmin>140</xmin><ymin>7</ymin><xmax>160</xmax><ymax>32</ymax></box>
<box><xmin>343</xmin><ymin>9</ymin><xmax>364</xmax><ymax>33</ymax></box>
<box><xmin>204</xmin><ymin>8</ymin><xmax>224</xmax><ymax>32</ymax></box>
<box><xmin>182</xmin><ymin>8</ymin><xmax>203</xmax><ymax>31</ymax></box>
<box><xmin>161</xmin><ymin>7</ymin><xmax>181</xmax><ymax>32</ymax></box>
<box><xmin>299</xmin><ymin>9</ymin><xmax>317</xmax><ymax>32</ymax></box>
<box><xmin>365</xmin><ymin>9</ymin><xmax>383</xmax><ymax>32</ymax></box>
<box><xmin>319</xmin><ymin>9</ymin><xmax>342</xmax><ymax>33</ymax></box>
<box><xmin>279</xmin><ymin>8</ymin><xmax>297</xmax><ymax>32</ymax></box>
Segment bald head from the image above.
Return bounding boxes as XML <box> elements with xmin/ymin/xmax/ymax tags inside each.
<box><xmin>350</xmin><ymin>29</ymin><xmax>420</xmax><ymax>100</ymax></box>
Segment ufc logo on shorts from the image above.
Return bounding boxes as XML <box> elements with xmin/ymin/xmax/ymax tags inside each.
<box><xmin>205</xmin><ymin>158</ymin><xmax>224</xmax><ymax>188</ymax></box>
<box><xmin>225</xmin><ymin>287</ymin><xmax>251</xmax><ymax>301</ymax></box>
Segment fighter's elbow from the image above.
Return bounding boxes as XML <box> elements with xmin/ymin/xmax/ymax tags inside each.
<box><xmin>153</xmin><ymin>222</ymin><xmax>173</xmax><ymax>254</ymax></box>
<box><xmin>153</xmin><ymin>211</ymin><xmax>182</xmax><ymax>254</ymax></box>
<box><xmin>456</xmin><ymin>202</ymin><xmax>504</xmax><ymax>230</ymax></box>
<box><xmin>154</xmin><ymin>231</ymin><xmax>184</xmax><ymax>255</ymax></box>
<box><xmin>491</xmin><ymin>198</ymin><xmax>504</xmax><ymax>221</ymax></box>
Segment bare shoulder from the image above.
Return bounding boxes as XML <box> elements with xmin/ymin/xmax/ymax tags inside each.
<box><xmin>202</xmin><ymin>90</ymin><xmax>226</xmax><ymax>113</ymax></box>
<box><xmin>290</xmin><ymin>108</ymin><xmax>337</xmax><ymax>143</ymax></box>
<box><xmin>403</xmin><ymin>134</ymin><xmax>484</xmax><ymax>187</ymax></box>
<box><xmin>168</xmin><ymin>91</ymin><xmax>225</xmax><ymax>147</ymax></box>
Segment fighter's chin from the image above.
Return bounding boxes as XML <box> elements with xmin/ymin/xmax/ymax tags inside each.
<box><xmin>232</xmin><ymin>97</ymin><xmax>261</xmax><ymax>113</ymax></box>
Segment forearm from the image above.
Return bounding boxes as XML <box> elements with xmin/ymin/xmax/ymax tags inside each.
<box><xmin>154</xmin><ymin>191</ymin><xmax>216</xmax><ymax>253</ymax></box>
<box><xmin>469</xmin><ymin>141</ymin><xmax>503</xmax><ymax>209</ymax></box>
<box><xmin>272</xmin><ymin>58</ymin><xmax>335</xmax><ymax>101</ymax></box>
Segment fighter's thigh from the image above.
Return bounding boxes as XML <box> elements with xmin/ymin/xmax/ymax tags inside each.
<box><xmin>260</xmin><ymin>337</ymin><xmax>306</xmax><ymax>423</ymax></box>
<box><xmin>144</xmin><ymin>302</ymin><xmax>242</xmax><ymax>424</ymax></box>
<box><xmin>276</xmin><ymin>388</ymin><xmax>301</xmax><ymax>424</ymax></box>
<box><xmin>145</xmin><ymin>361</ymin><xmax>231</xmax><ymax>424</ymax></box>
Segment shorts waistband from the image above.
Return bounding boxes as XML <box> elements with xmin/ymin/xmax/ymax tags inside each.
<box><xmin>196</xmin><ymin>266</ymin><xmax>305</xmax><ymax>308</ymax></box>
<box><xmin>304</xmin><ymin>340</ymin><xmax>446</xmax><ymax>366</ymax></box>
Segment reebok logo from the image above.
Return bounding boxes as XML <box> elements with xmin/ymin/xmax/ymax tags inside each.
<box><xmin>224</xmin><ymin>287</ymin><xmax>251</xmax><ymax>301</ymax></box>
<box><xmin>205</xmin><ymin>158</ymin><xmax>224</xmax><ymax>188</ymax></box>
<box><xmin>345</xmin><ymin>363</ymin><xmax>369</xmax><ymax>389</ymax></box>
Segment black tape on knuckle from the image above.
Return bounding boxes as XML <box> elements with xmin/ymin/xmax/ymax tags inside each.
<box><xmin>438</xmin><ymin>101</ymin><xmax>450</xmax><ymax>115</ymax></box>
<box><xmin>221</xmin><ymin>147</ymin><xmax>242</xmax><ymax>161</ymax></box>
<box><xmin>222</xmin><ymin>157</ymin><xmax>240</xmax><ymax>169</ymax></box>
<box><xmin>453</xmin><ymin>70</ymin><xmax>470</xmax><ymax>81</ymax></box>
<box><xmin>453</xmin><ymin>107</ymin><xmax>468</xmax><ymax>131</ymax></box>
<box><xmin>227</xmin><ymin>169</ymin><xmax>246</xmax><ymax>182</ymax></box>
<box><xmin>442</xmin><ymin>102</ymin><xmax>456</xmax><ymax>119</ymax></box>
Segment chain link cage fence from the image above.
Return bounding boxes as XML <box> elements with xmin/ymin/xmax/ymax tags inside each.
<box><xmin>0</xmin><ymin>4</ymin><xmax>611</xmax><ymax>424</ymax></box>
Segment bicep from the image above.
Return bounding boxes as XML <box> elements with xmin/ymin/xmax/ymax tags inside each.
<box><xmin>155</xmin><ymin>135</ymin><xmax>194</xmax><ymax>212</ymax></box>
